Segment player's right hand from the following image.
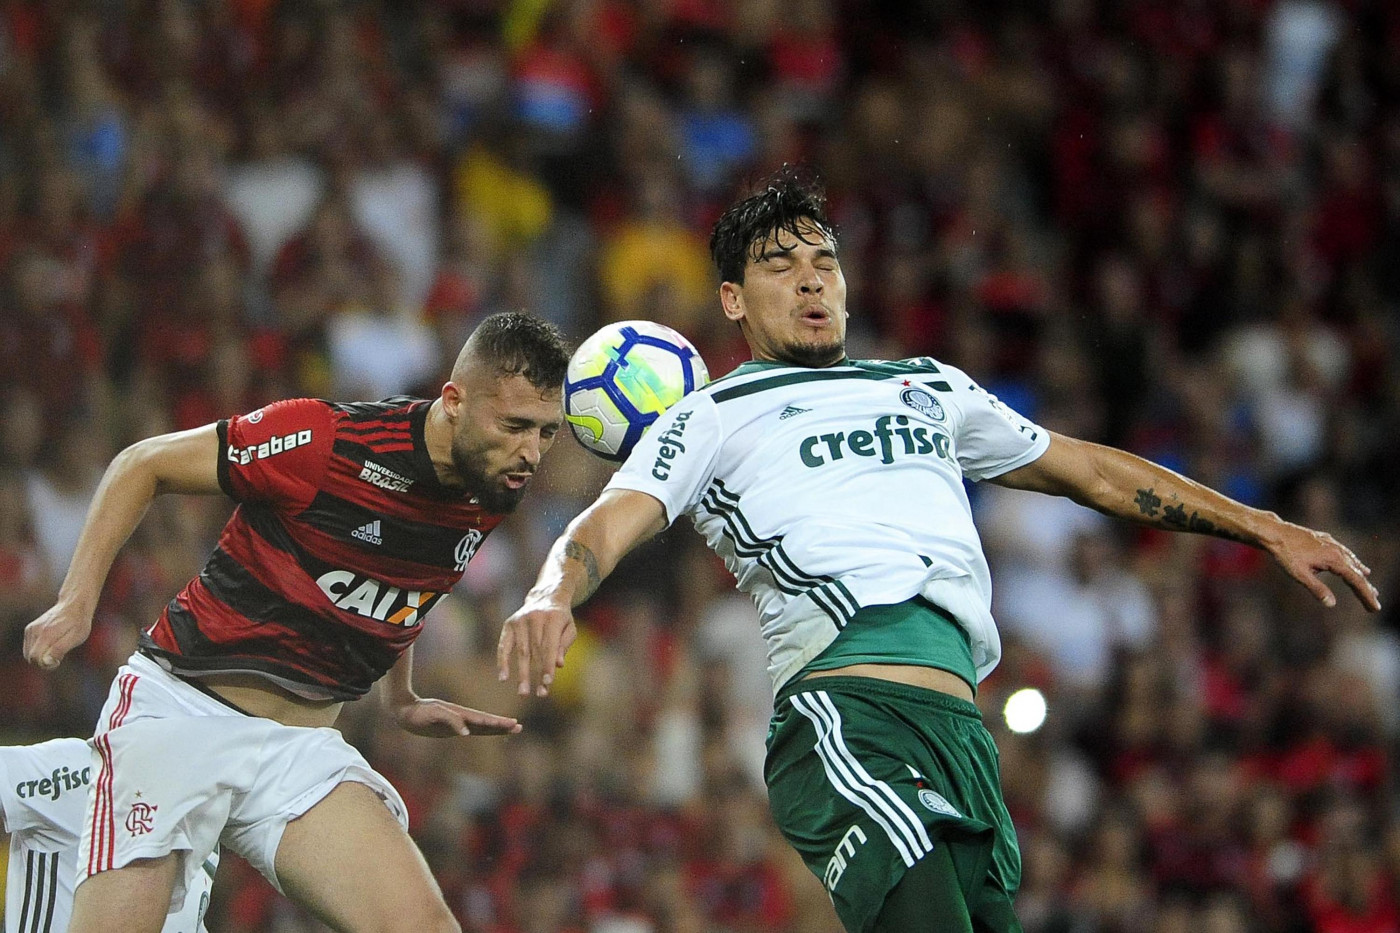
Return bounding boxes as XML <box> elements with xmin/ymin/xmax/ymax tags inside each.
<box><xmin>497</xmin><ymin>601</ymin><xmax>577</xmax><ymax>698</ymax></box>
<box><xmin>23</xmin><ymin>604</ymin><xmax>93</xmax><ymax>671</ymax></box>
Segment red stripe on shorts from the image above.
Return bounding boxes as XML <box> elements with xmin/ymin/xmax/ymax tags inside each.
<box><xmin>109</xmin><ymin>674</ymin><xmax>137</xmax><ymax>729</ymax></box>
<box><xmin>89</xmin><ymin>734</ymin><xmax>110</xmax><ymax>876</ymax></box>
<box><xmin>100</xmin><ymin>733</ymin><xmax>116</xmax><ymax>871</ymax></box>
<box><xmin>92</xmin><ymin>675</ymin><xmax>138</xmax><ymax>873</ymax></box>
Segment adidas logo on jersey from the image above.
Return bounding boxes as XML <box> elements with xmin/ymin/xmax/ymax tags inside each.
<box><xmin>779</xmin><ymin>405</ymin><xmax>811</xmax><ymax>420</ymax></box>
<box><xmin>351</xmin><ymin>520</ymin><xmax>382</xmax><ymax>545</ymax></box>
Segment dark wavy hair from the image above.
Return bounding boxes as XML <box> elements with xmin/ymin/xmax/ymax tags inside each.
<box><xmin>457</xmin><ymin>312</ymin><xmax>571</xmax><ymax>390</ymax></box>
<box><xmin>709</xmin><ymin>167</ymin><xmax>837</xmax><ymax>285</ymax></box>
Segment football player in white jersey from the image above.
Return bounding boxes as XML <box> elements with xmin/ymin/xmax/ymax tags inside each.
<box><xmin>498</xmin><ymin>171</ymin><xmax>1380</xmax><ymax>932</ymax></box>
<box><xmin>1</xmin><ymin>739</ymin><xmax>217</xmax><ymax>933</ymax></box>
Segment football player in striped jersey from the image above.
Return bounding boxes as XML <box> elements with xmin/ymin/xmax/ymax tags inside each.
<box><xmin>23</xmin><ymin>312</ymin><xmax>569</xmax><ymax>933</ymax></box>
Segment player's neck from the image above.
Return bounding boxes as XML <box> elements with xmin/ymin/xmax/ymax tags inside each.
<box><xmin>750</xmin><ymin>353</ymin><xmax>848</xmax><ymax>369</ymax></box>
<box><xmin>422</xmin><ymin>399</ymin><xmax>458</xmax><ymax>487</ymax></box>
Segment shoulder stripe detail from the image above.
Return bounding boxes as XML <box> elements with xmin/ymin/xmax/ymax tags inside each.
<box><xmin>707</xmin><ymin>367</ymin><xmax>952</xmax><ymax>403</ymax></box>
<box><xmin>846</xmin><ymin>358</ymin><xmax>941</xmax><ymax>375</ymax></box>
<box><xmin>709</xmin><ymin>368</ymin><xmax>887</xmax><ymax>402</ymax></box>
<box><xmin>845</xmin><ymin>358</ymin><xmax>956</xmax><ymax>391</ymax></box>
<box><xmin>342</xmin><ymin>419</ymin><xmax>411</xmax><ymax>432</ymax></box>
<box><xmin>333</xmin><ymin>436</ymin><xmax>419</xmax><ymax>459</ymax></box>
<box><xmin>345</xmin><ymin>430</ymin><xmax>411</xmax><ymax>444</ymax></box>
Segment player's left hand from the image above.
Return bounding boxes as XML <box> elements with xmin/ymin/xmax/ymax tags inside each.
<box><xmin>497</xmin><ymin>601</ymin><xmax>577</xmax><ymax>698</ymax></box>
<box><xmin>392</xmin><ymin>697</ymin><xmax>522</xmax><ymax>737</ymax></box>
<box><xmin>1265</xmin><ymin>520</ymin><xmax>1381</xmax><ymax>612</ymax></box>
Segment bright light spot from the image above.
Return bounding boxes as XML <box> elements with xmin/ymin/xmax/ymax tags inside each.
<box><xmin>1004</xmin><ymin>688</ymin><xmax>1047</xmax><ymax>734</ymax></box>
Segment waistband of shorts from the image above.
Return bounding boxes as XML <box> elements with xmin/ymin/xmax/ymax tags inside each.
<box><xmin>126</xmin><ymin>651</ymin><xmax>248</xmax><ymax>718</ymax></box>
<box><xmin>777</xmin><ymin>674</ymin><xmax>983</xmax><ymax>720</ymax></box>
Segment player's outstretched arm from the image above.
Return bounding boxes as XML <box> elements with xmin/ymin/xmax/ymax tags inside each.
<box><xmin>381</xmin><ymin>645</ymin><xmax>522</xmax><ymax>737</ymax></box>
<box><xmin>24</xmin><ymin>424</ymin><xmax>223</xmax><ymax>670</ymax></box>
<box><xmin>993</xmin><ymin>432</ymin><xmax>1381</xmax><ymax>612</ymax></box>
<box><xmin>498</xmin><ymin>488</ymin><xmax>668</xmax><ymax>697</ymax></box>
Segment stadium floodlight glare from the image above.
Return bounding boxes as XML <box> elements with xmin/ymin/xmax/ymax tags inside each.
<box><xmin>1004</xmin><ymin>688</ymin><xmax>1047</xmax><ymax>734</ymax></box>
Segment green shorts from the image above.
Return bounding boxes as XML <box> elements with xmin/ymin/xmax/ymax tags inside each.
<box><xmin>765</xmin><ymin>677</ymin><xmax>1022</xmax><ymax>933</ymax></box>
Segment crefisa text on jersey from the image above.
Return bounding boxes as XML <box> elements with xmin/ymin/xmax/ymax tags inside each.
<box><xmin>15</xmin><ymin>765</ymin><xmax>92</xmax><ymax>801</ymax></box>
<box><xmin>799</xmin><ymin>414</ymin><xmax>953</xmax><ymax>468</ymax></box>
<box><xmin>650</xmin><ymin>410</ymin><xmax>694</xmax><ymax>480</ymax></box>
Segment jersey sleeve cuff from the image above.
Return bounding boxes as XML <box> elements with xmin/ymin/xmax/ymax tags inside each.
<box><xmin>215</xmin><ymin>419</ymin><xmax>235</xmax><ymax>500</ymax></box>
<box><xmin>602</xmin><ymin>476</ymin><xmax>681</xmax><ymax>527</ymax></box>
<box><xmin>970</xmin><ymin>429</ymin><xmax>1052</xmax><ymax>482</ymax></box>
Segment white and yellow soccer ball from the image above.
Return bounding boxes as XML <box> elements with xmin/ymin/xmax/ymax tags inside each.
<box><xmin>564</xmin><ymin>320</ymin><xmax>710</xmax><ymax>462</ymax></box>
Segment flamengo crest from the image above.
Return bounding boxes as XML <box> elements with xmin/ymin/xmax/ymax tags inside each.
<box><xmin>126</xmin><ymin>802</ymin><xmax>158</xmax><ymax>835</ymax></box>
<box><xmin>455</xmin><ymin>530</ymin><xmax>484</xmax><ymax>570</ymax></box>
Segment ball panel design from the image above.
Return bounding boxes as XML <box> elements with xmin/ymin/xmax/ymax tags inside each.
<box><xmin>564</xmin><ymin>320</ymin><xmax>710</xmax><ymax>461</ymax></box>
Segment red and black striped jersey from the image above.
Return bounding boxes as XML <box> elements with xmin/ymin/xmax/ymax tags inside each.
<box><xmin>140</xmin><ymin>397</ymin><xmax>504</xmax><ymax>701</ymax></box>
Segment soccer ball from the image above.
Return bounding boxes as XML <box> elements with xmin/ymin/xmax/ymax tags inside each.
<box><xmin>564</xmin><ymin>320</ymin><xmax>710</xmax><ymax>462</ymax></box>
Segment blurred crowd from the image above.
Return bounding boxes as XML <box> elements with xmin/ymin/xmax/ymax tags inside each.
<box><xmin>2</xmin><ymin>0</ymin><xmax>1400</xmax><ymax>930</ymax></box>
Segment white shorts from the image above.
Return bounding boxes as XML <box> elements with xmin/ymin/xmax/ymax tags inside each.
<box><xmin>2</xmin><ymin>737</ymin><xmax>220</xmax><ymax>933</ymax></box>
<box><xmin>79</xmin><ymin>652</ymin><xmax>408</xmax><ymax>901</ymax></box>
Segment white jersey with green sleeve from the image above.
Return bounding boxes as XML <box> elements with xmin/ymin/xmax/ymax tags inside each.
<box><xmin>604</xmin><ymin>357</ymin><xmax>1050</xmax><ymax>694</ymax></box>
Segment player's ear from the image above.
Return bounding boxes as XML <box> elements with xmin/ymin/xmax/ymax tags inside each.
<box><xmin>440</xmin><ymin>381</ymin><xmax>464</xmax><ymax>419</ymax></box>
<box><xmin>720</xmin><ymin>282</ymin><xmax>744</xmax><ymax>323</ymax></box>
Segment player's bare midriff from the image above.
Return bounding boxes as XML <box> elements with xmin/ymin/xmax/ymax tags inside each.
<box><xmin>801</xmin><ymin>663</ymin><xmax>975</xmax><ymax>702</ymax></box>
<box><xmin>198</xmin><ymin>674</ymin><xmax>344</xmax><ymax>729</ymax></box>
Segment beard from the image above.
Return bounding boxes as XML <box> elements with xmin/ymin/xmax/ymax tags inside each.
<box><xmin>450</xmin><ymin>439</ymin><xmax>529</xmax><ymax>513</ymax></box>
<box><xmin>776</xmin><ymin>333</ymin><xmax>845</xmax><ymax>368</ymax></box>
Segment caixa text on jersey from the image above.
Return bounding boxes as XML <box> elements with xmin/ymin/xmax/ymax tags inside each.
<box><xmin>316</xmin><ymin>570</ymin><xmax>443</xmax><ymax>626</ymax></box>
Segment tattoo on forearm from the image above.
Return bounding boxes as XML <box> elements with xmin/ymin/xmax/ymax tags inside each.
<box><xmin>1136</xmin><ymin>488</ymin><xmax>1248</xmax><ymax>543</ymax></box>
<box><xmin>1135</xmin><ymin>488</ymin><xmax>1162</xmax><ymax>517</ymax></box>
<box><xmin>563</xmin><ymin>540</ymin><xmax>602</xmax><ymax>600</ymax></box>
